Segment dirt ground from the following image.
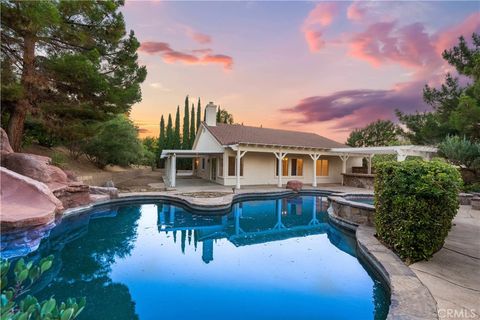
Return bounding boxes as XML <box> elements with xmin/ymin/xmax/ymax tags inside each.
<box><xmin>23</xmin><ymin>144</ymin><xmax>165</xmax><ymax>192</ymax></box>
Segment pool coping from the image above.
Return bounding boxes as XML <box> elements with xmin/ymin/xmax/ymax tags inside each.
<box><xmin>56</xmin><ymin>189</ymin><xmax>439</xmax><ymax>319</ymax></box>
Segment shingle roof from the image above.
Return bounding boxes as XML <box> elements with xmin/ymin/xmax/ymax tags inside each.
<box><xmin>205</xmin><ymin>123</ymin><xmax>346</xmax><ymax>149</ymax></box>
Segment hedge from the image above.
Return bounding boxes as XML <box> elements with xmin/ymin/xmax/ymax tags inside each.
<box><xmin>374</xmin><ymin>159</ymin><xmax>462</xmax><ymax>263</ymax></box>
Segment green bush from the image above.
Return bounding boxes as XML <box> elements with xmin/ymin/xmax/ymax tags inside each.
<box><xmin>83</xmin><ymin>115</ymin><xmax>143</xmax><ymax>168</ymax></box>
<box><xmin>374</xmin><ymin>159</ymin><xmax>462</xmax><ymax>263</ymax></box>
<box><xmin>1</xmin><ymin>255</ymin><xmax>85</xmax><ymax>320</ymax></box>
<box><xmin>50</xmin><ymin>151</ymin><xmax>66</xmax><ymax>167</ymax></box>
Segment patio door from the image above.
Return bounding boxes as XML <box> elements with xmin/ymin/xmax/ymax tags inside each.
<box><xmin>211</xmin><ymin>158</ymin><xmax>217</xmax><ymax>181</ymax></box>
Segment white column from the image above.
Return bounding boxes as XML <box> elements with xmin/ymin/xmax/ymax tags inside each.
<box><xmin>367</xmin><ymin>154</ymin><xmax>373</xmax><ymax>174</ymax></box>
<box><xmin>309</xmin><ymin>153</ymin><xmax>321</xmax><ymax>187</ymax></box>
<box><xmin>235</xmin><ymin>149</ymin><xmax>247</xmax><ymax>189</ymax></box>
<box><xmin>274</xmin><ymin>152</ymin><xmax>287</xmax><ymax>188</ymax></box>
<box><xmin>171</xmin><ymin>154</ymin><xmax>177</xmax><ymax>188</ymax></box>
<box><xmin>339</xmin><ymin>155</ymin><xmax>349</xmax><ymax>186</ymax></box>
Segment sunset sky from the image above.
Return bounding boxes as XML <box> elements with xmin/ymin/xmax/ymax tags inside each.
<box><xmin>122</xmin><ymin>1</ymin><xmax>479</xmax><ymax>143</ymax></box>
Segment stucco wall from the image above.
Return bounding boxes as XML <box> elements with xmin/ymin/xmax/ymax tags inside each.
<box><xmin>195</xmin><ymin>151</ymin><xmax>362</xmax><ymax>186</ymax></box>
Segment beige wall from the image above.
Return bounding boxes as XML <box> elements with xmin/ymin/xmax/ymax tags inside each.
<box><xmin>197</xmin><ymin>150</ymin><xmax>362</xmax><ymax>186</ymax></box>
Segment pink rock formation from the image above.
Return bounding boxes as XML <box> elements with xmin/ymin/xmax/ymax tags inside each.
<box><xmin>1</xmin><ymin>128</ymin><xmax>13</xmax><ymax>154</ymax></box>
<box><xmin>1</xmin><ymin>167</ymin><xmax>63</xmax><ymax>230</ymax></box>
<box><xmin>286</xmin><ymin>180</ymin><xmax>303</xmax><ymax>192</ymax></box>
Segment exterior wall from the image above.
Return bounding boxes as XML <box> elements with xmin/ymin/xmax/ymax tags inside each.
<box><xmin>217</xmin><ymin>151</ymin><xmax>361</xmax><ymax>186</ymax></box>
<box><xmin>192</xmin><ymin>125</ymin><xmax>224</xmax><ymax>152</ymax></box>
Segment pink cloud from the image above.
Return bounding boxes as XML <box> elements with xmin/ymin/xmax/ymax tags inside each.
<box><xmin>304</xmin><ymin>30</ymin><xmax>326</xmax><ymax>52</ymax></box>
<box><xmin>346</xmin><ymin>2</ymin><xmax>367</xmax><ymax>21</ymax></box>
<box><xmin>139</xmin><ymin>41</ymin><xmax>233</xmax><ymax>70</ymax></box>
<box><xmin>183</xmin><ymin>26</ymin><xmax>212</xmax><ymax>44</ymax></box>
<box><xmin>348</xmin><ymin>21</ymin><xmax>441</xmax><ymax>75</ymax></box>
<box><xmin>302</xmin><ymin>2</ymin><xmax>339</xmax><ymax>52</ymax></box>
<box><xmin>304</xmin><ymin>2</ymin><xmax>339</xmax><ymax>27</ymax></box>
<box><xmin>202</xmin><ymin>54</ymin><xmax>233</xmax><ymax>70</ymax></box>
<box><xmin>434</xmin><ymin>12</ymin><xmax>480</xmax><ymax>55</ymax></box>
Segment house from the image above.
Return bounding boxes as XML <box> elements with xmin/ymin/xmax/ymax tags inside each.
<box><xmin>161</xmin><ymin>103</ymin><xmax>437</xmax><ymax>189</ymax></box>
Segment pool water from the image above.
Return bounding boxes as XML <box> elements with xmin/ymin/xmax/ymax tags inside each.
<box><xmin>4</xmin><ymin>196</ymin><xmax>389</xmax><ymax>319</ymax></box>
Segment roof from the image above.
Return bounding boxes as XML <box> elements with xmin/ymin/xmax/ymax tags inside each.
<box><xmin>205</xmin><ymin>123</ymin><xmax>346</xmax><ymax>149</ymax></box>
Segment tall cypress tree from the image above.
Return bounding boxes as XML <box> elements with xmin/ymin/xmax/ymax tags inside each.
<box><xmin>166</xmin><ymin>114</ymin><xmax>173</xmax><ymax>149</ymax></box>
<box><xmin>196</xmin><ymin>98</ymin><xmax>202</xmax><ymax>129</ymax></box>
<box><xmin>189</xmin><ymin>103</ymin><xmax>196</xmax><ymax>147</ymax></box>
<box><xmin>157</xmin><ymin>115</ymin><xmax>166</xmax><ymax>166</ymax></box>
<box><xmin>216</xmin><ymin>106</ymin><xmax>221</xmax><ymax>123</ymax></box>
<box><xmin>174</xmin><ymin>106</ymin><xmax>181</xmax><ymax>149</ymax></box>
<box><xmin>183</xmin><ymin>95</ymin><xmax>190</xmax><ymax>149</ymax></box>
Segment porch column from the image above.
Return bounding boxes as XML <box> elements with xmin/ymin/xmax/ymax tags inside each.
<box><xmin>339</xmin><ymin>154</ymin><xmax>349</xmax><ymax>185</ymax></box>
<box><xmin>165</xmin><ymin>157</ymin><xmax>171</xmax><ymax>186</ymax></box>
<box><xmin>274</xmin><ymin>151</ymin><xmax>287</xmax><ymax>188</ymax></box>
<box><xmin>236</xmin><ymin>149</ymin><xmax>247</xmax><ymax>189</ymax></box>
<box><xmin>171</xmin><ymin>153</ymin><xmax>176</xmax><ymax>188</ymax></box>
<box><xmin>309</xmin><ymin>153</ymin><xmax>321</xmax><ymax>187</ymax></box>
<box><xmin>367</xmin><ymin>154</ymin><xmax>373</xmax><ymax>174</ymax></box>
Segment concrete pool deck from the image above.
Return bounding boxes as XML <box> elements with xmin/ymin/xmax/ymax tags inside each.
<box><xmin>410</xmin><ymin>205</ymin><xmax>480</xmax><ymax>319</ymax></box>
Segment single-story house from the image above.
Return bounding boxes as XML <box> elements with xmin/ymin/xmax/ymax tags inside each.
<box><xmin>161</xmin><ymin>103</ymin><xmax>437</xmax><ymax>189</ymax></box>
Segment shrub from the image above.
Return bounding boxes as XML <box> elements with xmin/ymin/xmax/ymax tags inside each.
<box><xmin>438</xmin><ymin>135</ymin><xmax>480</xmax><ymax>184</ymax></box>
<box><xmin>374</xmin><ymin>159</ymin><xmax>462</xmax><ymax>263</ymax></box>
<box><xmin>1</xmin><ymin>255</ymin><xmax>85</xmax><ymax>319</ymax></box>
<box><xmin>50</xmin><ymin>151</ymin><xmax>66</xmax><ymax>167</ymax></box>
<box><xmin>83</xmin><ymin>115</ymin><xmax>143</xmax><ymax>168</ymax></box>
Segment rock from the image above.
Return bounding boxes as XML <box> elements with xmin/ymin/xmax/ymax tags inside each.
<box><xmin>0</xmin><ymin>128</ymin><xmax>13</xmax><ymax>154</ymax></box>
<box><xmin>63</xmin><ymin>169</ymin><xmax>79</xmax><ymax>182</ymax></box>
<box><xmin>104</xmin><ymin>180</ymin><xmax>115</xmax><ymax>188</ymax></box>
<box><xmin>2</xmin><ymin>152</ymin><xmax>69</xmax><ymax>188</ymax></box>
<box><xmin>53</xmin><ymin>183</ymin><xmax>91</xmax><ymax>209</ymax></box>
<box><xmin>286</xmin><ymin>180</ymin><xmax>303</xmax><ymax>192</ymax></box>
<box><xmin>1</xmin><ymin>167</ymin><xmax>63</xmax><ymax>231</ymax></box>
<box><xmin>90</xmin><ymin>186</ymin><xmax>118</xmax><ymax>199</ymax></box>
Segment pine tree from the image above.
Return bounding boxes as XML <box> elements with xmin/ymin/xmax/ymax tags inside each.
<box><xmin>157</xmin><ymin>115</ymin><xmax>166</xmax><ymax>166</ymax></box>
<box><xmin>216</xmin><ymin>106</ymin><xmax>221</xmax><ymax>123</ymax></box>
<box><xmin>183</xmin><ymin>95</ymin><xmax>190</xmax><ymax>149</ymax></box>
<box><xmin>196</xmin><ymin>98</ymin><xmax>202</xmax><ymax>128</ymax></box>
<box><xmin>174</xmin><ymin>106</ymin><xmax>181</xmax><ymax>149</ymax></box>
<box><xmin>166</xmin><ymin>114</ymin><xmax>173</xmax><ymax>149</ymax></box>
<box><xmin>189</xmin><ymin>103</ymin><xmax>196</xmax><ymax>147</ymax></box>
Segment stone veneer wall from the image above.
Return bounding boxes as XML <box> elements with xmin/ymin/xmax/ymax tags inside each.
<box><xmin>342</xmin><ymin>173</ymin><xmax>375</xmax><ymax>189</ymax></box>
<box><xmin>329</xmin><ymin>196</ymin><xmax>375</xmax><ymax>226</ymax></box>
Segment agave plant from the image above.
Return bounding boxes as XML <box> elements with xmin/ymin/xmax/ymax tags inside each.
<box><xmin>0</xmin><ymin>255</ymin><xmax>85</xmax><ymax>320</ymax></box>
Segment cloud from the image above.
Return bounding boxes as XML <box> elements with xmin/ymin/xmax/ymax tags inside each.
<box><xmin>282</xmin><ymin>80</ymin><xmax>428</xmax><ymax>130</ymax></box>
<box><xmin>434</xmin><ymin>12</ymin><xmax>480</xmax><ymax>56</ymax></box>
<box><xmin>182</xmin><ymin>25</ymin><xmax>212</xmax><ymax>44</ymax></box>
<box><xmin>302</xmin><ymin>2</ymin><xmax>339</xmax><ymax>52</ymax></box>
<box><xmin>346</xmin><ymin>2</ymin><xmax>367</xmax><ymax>21</ymax></box>
<box><xmin>139</xmin><ymin>41</ymin><xmax>233</xmax><ymax>70</ymax></box>
<box><xmin>149</xmin><ymin>82</ymin><xmax>172</xmax><ymax>92</ymax></box>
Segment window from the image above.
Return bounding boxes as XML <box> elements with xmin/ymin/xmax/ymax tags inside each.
<box><xmin>291</xmin><ymin>158</ymin><xmax>303</xmax><ymax>176</ymax></box>
<box><xmin>201</xmin><ymin>158</ymin><xmax>205</xmax><ymax>170</ymax></box>
<box><xmin>228</xmin><ymin>156</ymin><xmax>243</xmax><ymax>176</ymax></box>
<box><xmin>276</xmin><ymin>158</ymin><xmax>288</xmax><ymax>176</ymax></box>
<box><xmin>316</xmin><ymin>159</ymin><xmax>329</xmax><ymax>176</ymax></box>
<box><xmin>219</xmin><ymin>157</ymin><xmax>224</xmax><ymax>176</ymax></box>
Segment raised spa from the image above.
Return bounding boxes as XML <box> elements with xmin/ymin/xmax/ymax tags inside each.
<box><xmin>1</xmin><ymin>195</ymin><xmax>389</xmax><ymax>319</ymax></box>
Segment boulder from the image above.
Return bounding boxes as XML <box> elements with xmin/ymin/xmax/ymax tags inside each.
<box><xmin>90</xmin><ymin>186</ymin><xmax>119</xmax><ymax>199</ymax></box>
<box><xmin>53</xmin><ymin>183</ymin><xmax>91</xmax><ymax>209</ymax></box>
<box><xmin>1</xmin><ymin>167</ymin><xmax>63</xmax><ymax>231</ymax></box>
<box><xmin>0</xmin><ymin>128</ymin><xmax>13</xmax><ymax>154</ymax></box>
<box><xmin>2</xmin><ymin>152</ymin><xmax>69</xmax><ymax>188</ymax></box>
<box><xmin>286</xmin><ymin>180</ymin><xmax>303</xmax><ymax>192</ymax></box>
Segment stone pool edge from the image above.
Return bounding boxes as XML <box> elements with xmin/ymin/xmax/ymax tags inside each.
<box><xmin>328</xmin><ymin>210</ymin><xmax>439</xmax><ymax>320</ymax></box>
<box><xmin>59</xmin><ymin>190</ymin><xmax>439</xmax><ymax>320</ymax></box>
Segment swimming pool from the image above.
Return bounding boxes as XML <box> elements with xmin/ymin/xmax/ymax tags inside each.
<box><xmin>1</xmin><ymin>195</ymin><xmax>389</xmax><ymax>319</ymax></box>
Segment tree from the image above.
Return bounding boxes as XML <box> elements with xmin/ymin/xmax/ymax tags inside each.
<box><xmin>182</xmin><ymin>96</ymin><xmax>190</xmax><ymax>149</ymax></box>
<box><xmin>216</xmin><ymin>107</ymin><xmax>234</xmax><ymax>124</ymax></box>
<box><xmin>166</xmin><ymin>114</ymin><xmax>173</xmax><ymax>149</ymax></box>
<box><xmin>157</xmin><ymin>115</ymin><xmax>166</xmax><ymax>165</ymax></box>
<box><xmin>397</xmin><ymin>33</ymin><xmax>480</xmax><ymax>144</ymax></box>
<box><xmin>83</xmin><ymin>115</ymin><xmax>143</xmax><ymax>168</ymax></box>
<box><xmin>189</xmin><ymin>103</ymin><xmax>195</xmax><ymax>147</ymax></box>
<box><xmin>346</xmin><ymin>120</ymin><xmax>402</xmax><ymax>147</ymax></box>
<box><xmin>196</xmin><ymin>98</ymin><xmax>201</xmax><ymax>129</ymax></box>
<box><xmin>0</xmin><ymin>1</ymin><xmax>146</xmax><ymax>151</ymax></box>
<box><xmin>174</xmin><ymin>106</ymin><xmax>181</xmax><ymax>149</ymax></box>
<box><xmin>438</xmin><ymin>135</ymin><xmax>480</xmax><ymax>184</ymax></box>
